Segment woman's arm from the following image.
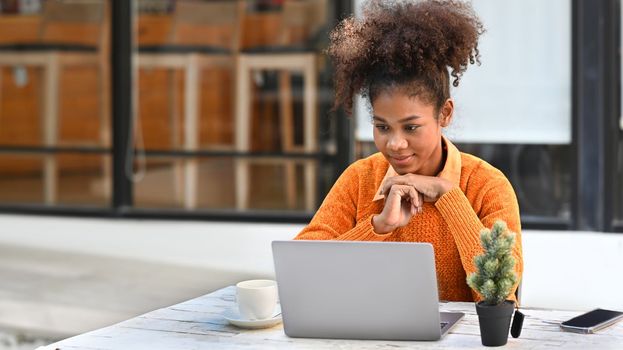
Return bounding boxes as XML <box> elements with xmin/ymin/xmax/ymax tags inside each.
<box><xmin>435</xmin><ymin>167</ymin><xmax>523</xmax><ymax>302</ymax></box>
<box><xmin>294</xmin><ymin>162</ymin><xmax>390</xmax><ymax>241</ymax></box>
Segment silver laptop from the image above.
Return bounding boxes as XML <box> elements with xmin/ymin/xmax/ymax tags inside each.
<box><xmin>272</xmin><ymin>240</ymin><xmax>464</xmax><ymax>341</ymax></box>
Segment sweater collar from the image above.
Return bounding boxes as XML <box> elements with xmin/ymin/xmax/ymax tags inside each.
<box><xmin>372</xmin><ymin>135</ymin><xmax>462</xmax><ymax>201</ymax></box>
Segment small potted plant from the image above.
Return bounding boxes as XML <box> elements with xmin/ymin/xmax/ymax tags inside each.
<box><xmin>467</xmin><ymin>220</ymin><xmax>518</xmax><ymax>347</ymax></box>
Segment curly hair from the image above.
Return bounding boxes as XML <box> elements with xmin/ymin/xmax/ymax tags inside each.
<box><xmin>327</xmin><ymin>0</ymin><xmax>484</xmax><ymax>115</ymax></box>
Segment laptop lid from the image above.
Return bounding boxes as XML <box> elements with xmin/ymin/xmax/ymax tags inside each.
<box><xmin>272</xmin><ymin>240</ymin><xmax>444</xmax><ymax>341</ymax></box>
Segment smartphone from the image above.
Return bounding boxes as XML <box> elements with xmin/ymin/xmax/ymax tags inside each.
<box><xmin>560</xmin><ymin>308</ymin><xmax>623</xmax><ymax>334</ymax></box>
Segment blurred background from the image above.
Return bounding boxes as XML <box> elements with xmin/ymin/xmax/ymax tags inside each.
<box><xmin>0</xmin><ymin>0</ymin><xmax>621</xmax><ymax>349</ymax></box>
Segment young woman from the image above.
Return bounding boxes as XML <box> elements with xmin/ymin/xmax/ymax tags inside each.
<box><xmin>294</xmin><ymin>0</ymin><xmax>523</xmax><ymax>302</ymax></box>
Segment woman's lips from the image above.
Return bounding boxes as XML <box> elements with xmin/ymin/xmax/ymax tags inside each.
<box><xmin>390</xmin><ymin>154</ymin><xmax>414</xmax><ymax>166</ymax></box>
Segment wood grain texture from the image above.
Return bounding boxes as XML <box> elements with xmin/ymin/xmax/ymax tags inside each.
<box><xmin>38</xmin><ymin>286</ymin><xmax>623</xmax><ymax>350</ymax></box>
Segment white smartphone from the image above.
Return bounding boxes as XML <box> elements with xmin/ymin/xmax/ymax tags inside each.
<box><xmin>560</xmin><ymin>308</ymin><xmax>623</xmax><ymax>334</ymax></box>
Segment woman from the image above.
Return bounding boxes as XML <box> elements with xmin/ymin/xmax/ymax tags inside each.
<box><xmin>294</xmin><ymin>0</ymin><xmax>523</xmax><ymax>302</ymax></box>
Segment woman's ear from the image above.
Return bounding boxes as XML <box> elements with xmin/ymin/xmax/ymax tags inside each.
<box><xmin>439</xmin><ymin>99</ymin><xmax>454</xmax><ymax>127</ymax></box>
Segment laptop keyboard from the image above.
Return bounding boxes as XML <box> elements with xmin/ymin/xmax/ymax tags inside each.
<box><xmin>440</xmin><ymin>322</ymin><xmax>449</xmax><ymax>329</ymax></box>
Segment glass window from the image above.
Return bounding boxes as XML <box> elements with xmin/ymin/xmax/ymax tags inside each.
<box><xmin>455</xmin><ymin>0</ymin><xmax>573</xmax><ymax>224</ymax></box>
<box><xmin>0</xmin><ymin>0</ymin><xmax>111</xmax><ymax>207</ymax></box>
<box><xmin>133</xmin><ymin>0</ymin><xmax>336</xmax><ymax>213</ymax></box>
<box><xmin>353</xmin><ymin>0</ymin><xmax>573</xmax><ymax>225</ymax></box>
<box><xmin>453</xmin><ymin>143</ymin><xmax>572</xmax><ymax>222</ymax></box>
<box><xmin>616</xmin><ymin>137</ymin><xmax>623</xmax><ymax>225</ymax></box>
<box><xmin>616</xmin><ymin>1</ymin><xmax>623</xmax><ymax>226</ymax></box>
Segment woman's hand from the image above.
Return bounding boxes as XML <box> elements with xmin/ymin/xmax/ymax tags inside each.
<box><xmin>380</xmin><ymin>174</ymin><xmax>454</xmax><ymax>202</ymax></box>
<box><xmin>372</xmin><ymin>184</ymin><xmax>423</xmax><ymax>234</ymax></box>
<box><xmin>372</xmin><ymin>174</ymin><xmax>455</xmax><ymax>234</ymax></box>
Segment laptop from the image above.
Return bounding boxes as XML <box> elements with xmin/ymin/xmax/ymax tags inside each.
<box><xmin>271</xmin><ymin>240</ymin><xmax>464</xmax><ymax>341</ymax></box>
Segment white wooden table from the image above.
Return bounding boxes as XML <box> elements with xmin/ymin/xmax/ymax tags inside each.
<box><xmin>38</xmin><ymin>286</ymin><xmax>623</xmax><ymax>350</ymax></box>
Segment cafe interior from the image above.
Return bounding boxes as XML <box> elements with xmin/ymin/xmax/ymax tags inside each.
<box><xmin>0</xmin><ymin>0</ymin><xmax>336</xmax><ymax>214</ymax></box>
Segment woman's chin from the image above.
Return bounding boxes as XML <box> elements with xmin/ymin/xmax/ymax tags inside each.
<box><xmin>389</xmin><ymin>161</ymin><xmax>419</xmax><ymax>175</ymax></box>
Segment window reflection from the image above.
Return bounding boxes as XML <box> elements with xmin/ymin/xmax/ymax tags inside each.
<box><xmin>0</xmin><ymin>0</ymin><xmax>111</xmax><ymax>206</ymax></box>
<box><xmin>457</xmin><ymin>144</ymin><xmax>572</xmax><ymax>221</ymax></box>
<box><xmin>616</xmin><ymin>138</ymin><xmax>623</xmax><ymax>222</ymax></box>
<box><xmin>134</xmin><ymin>0</ymin><xmax>333</xmax><ymax>212</ymax></box>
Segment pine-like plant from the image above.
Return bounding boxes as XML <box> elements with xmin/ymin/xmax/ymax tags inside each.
<box><xmin>467</xmin><ymin>220</ymin><xmax>517</xmax><ymax>306</ymax></box>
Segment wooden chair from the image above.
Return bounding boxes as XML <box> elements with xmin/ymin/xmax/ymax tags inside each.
<box><xmin>235</xmin><ymin>0</ymin><xmax>327</xmax><ymax>211</ymax></box>
<box><xmin>137</xmin><ymin>0</ymin><xmax>243</xmax><ymax>209</ymax></box>
<box><xmin>0</xmin><ymin>0</ymin><xmax>110</xmax><ymax>205</ymax></box>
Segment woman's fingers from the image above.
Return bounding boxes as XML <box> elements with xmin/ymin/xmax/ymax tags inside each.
<box><xmin>378</xmin><ymin>184</ymin><xmax>428</xmax><ymax>232</ymax></box>
<box><xmin>381</xmin><ymin>174</ymin><xmax>445</xmax><ymax>201</ymax></box>
<box><xmin>381</xmin><ymin>176</ymin><xmax>408</xmax><ymax>197</ymax></box>
<box><xmin>408</xmin><ymin>186</ymin><xmax>421</xmax><ymax>213</ymax></box>
<box><xmin>380</xmin><ymin>178</ymin><xmax>393</xmax><ymax>198</ymax></box>
<box><xmin>388</xmin><ymin>184</ymin><xmax>423</xmax><ymax>216</ymax></box>
<box><xmin>381</xmin><ymin>177</ymin><xmax>405</xmax><ymax>198</ymax></box>
<box><xmin>381</xmin><ymin>175</ymin><xmax>420</xmax><ymax>198</ymax></box>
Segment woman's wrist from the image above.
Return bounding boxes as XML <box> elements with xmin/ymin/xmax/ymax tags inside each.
<box><xmin>372</xmin><ymin>215</ymin><xmax>392</xmax><ymax>235</ymax></box>
<box><xmin>436</xmin><ymin>178</ymin><xmax>455</xmax><ymax>197</ymax></box>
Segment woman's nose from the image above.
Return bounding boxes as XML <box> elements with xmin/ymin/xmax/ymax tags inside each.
<box><xmin>387</xmin><ymin>134</ymin><xmax>407</xmax><ymax>151</ymax></box>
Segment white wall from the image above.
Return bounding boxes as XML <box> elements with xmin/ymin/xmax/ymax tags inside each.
<box><xmin>521</xmin><ymin>231</ymin><xmax>623</xmax><ymax>311</ymax></box>
<box><xmin>0</xmin><ymin>214</ymin><xmax>301</xmax><ymax>277</ymax></box>
<box><xmin>0</xmin><ymin>214</ymin><xmax>622</xmax><ymax>311</ymax></box>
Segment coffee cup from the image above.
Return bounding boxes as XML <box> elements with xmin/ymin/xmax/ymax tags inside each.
<box><xmin>236</xmin><ymin>279</ymin><xmax>278</xmax><ymax>320</ymax></box>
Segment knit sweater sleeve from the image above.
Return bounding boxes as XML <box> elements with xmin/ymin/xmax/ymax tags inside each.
<box><xmin>434</xmin><ymin>166</ymin><xmax>523</xmax><ymax>303</ymax></box>
<box><xmin>294</xmin><ymin>161</ymin><xmax>389</xmax><ymax>241</ymax></box>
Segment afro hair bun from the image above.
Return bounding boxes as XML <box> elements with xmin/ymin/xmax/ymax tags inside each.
<box><xmin>328</xmin><ymin>0</ymin><xmax>484</xmax><ymax>114</ymax></box>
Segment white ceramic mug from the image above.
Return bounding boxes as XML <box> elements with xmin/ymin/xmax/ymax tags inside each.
<box><xmin>236</xmin><ymin>279</ymin><xmax>278</xmax><ymax>320</ymax></box>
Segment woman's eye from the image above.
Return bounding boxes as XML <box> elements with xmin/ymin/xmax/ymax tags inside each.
<box><xmin>405</xmin><ymin>125</ymin><xmax>420</xmax><ymax>132</ymax></box>
<box><xmin>375</xmin><ymin>124</ymin><xmax>389</xmax><ymax>132</ymax></box>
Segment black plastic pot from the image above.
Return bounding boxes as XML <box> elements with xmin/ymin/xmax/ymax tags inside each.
<box><xmin>475</xmin><ymin>300</ymin><xmax>515</xmax><ymax>346</ymax></box>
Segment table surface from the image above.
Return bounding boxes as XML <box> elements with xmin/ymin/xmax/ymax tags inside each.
<box><xmin>39</xmin><ymin>286</ymin><xmax>623</xmax><ymax>350</ymax></box>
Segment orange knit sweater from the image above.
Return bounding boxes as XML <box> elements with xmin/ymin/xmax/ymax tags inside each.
<box><xmin>294</xmin><ymin>137</ymin><xmax>523</xmax><ymax>302</ymax></box>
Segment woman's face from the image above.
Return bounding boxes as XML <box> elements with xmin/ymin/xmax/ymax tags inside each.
<box><xmin>372</xmin><ymin>90</ymin><xmax>453</xmax><ymax>176</ymax></box>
